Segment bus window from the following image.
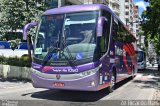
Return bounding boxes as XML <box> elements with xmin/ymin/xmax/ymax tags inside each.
<box><xmin>112</xmin><ymin>20</ymin><xmax>119</xmax><ymax>42</ymax></box>
<box><xmin>64</xmin><ymin>12</ymin><xmax>97</xmax><ymax>45</ymax></box>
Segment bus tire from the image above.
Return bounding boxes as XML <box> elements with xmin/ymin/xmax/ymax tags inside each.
<box><xmin>108</xmin><ymin>68</ymin><xmax>116</xmax><ymax>93</ymax></box>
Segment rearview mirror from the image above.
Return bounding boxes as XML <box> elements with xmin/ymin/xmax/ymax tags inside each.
<box><xmin>23</xmin><ymin>22</ymin><xmax>38</xmax><ymax>62</ymax></box>
<box><xmin>23</xmin><ymin>22</ymin><xmax>38</xmax><ymax>40</ymax></box>
<box><xmin>97</xmin><ymin>17</ymin><xmax>108</xmax><ymax>37</ymax></box>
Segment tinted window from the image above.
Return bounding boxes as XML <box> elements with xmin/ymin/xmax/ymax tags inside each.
<box><xmin>113</xmin><ymin>17</ymin><xmax>136</xmax><ymax>43</ymax></box>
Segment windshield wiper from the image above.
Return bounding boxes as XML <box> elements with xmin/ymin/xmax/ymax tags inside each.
<box><xmin>42</xmin><ymin>30</ymin><xmax>61</xmax><ymax>66</ymax></box>
<box><xmin>60</xmin><ymin>37</ymin><xmax>76</xmax><ymax>66</ymax></box>
<box><xmin>42</xmin><ymin>39</ymin><xmax>76</xmax><ymax>67</ymax></box>
<box><xmin>42</xmin><ymin>45</ymin><xmax>60</xmax><ymax>66</ymax></box>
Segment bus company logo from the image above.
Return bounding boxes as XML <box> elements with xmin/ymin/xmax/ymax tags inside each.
<box><xmin>56</xmin><ymin>74</ymin><xmax>61</xmax><ymax>80</ymax></box>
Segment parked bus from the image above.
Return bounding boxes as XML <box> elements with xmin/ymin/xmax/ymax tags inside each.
<box><xmin>23</xmin><ymin>4</ymin><xmax>137</xmax><ymax>92</ymax></box>
<box><xmin>136</xmin><ymin>48</ymin><xmax>146</xmax><ymax>70</ymax></box>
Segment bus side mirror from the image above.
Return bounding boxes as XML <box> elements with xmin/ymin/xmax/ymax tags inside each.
<box><xmin>23</xmin><ymin>22</ymin><xmax>38</xmax><ymax>40</ymax></box>
<box><xmin>97</xmin><ymin>17</ymin><xmax>108</xmax><ymax>53</ymax></box>
<box><xmin>23</xmin><ymin>22</ymin><xmax>38</xmax><ymax>62</ymax></box>
<box><xmin>97</xmin><ymin>17</ymin><xmax>107</xmax><ymax>37</ymax></box>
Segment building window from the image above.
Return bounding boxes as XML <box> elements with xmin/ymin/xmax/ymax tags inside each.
<box><xmin>45</xmin><ymin>0</ymin><xmax>58</xmax><ymax>8</ymax></box>
<box><xmin>125</xmin><ymin>12</ymin><xmax>129</xmax><ymax>15</ymax></box>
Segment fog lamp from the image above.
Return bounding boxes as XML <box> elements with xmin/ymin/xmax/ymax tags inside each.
<box><xmin>90</xmin><ymin>81</ymin><xmax>96</xmax><ymax>87</ymax></box>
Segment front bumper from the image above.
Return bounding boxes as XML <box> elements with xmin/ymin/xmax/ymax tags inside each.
<box><xmin>31</xmin><ymin>72</ymin><xmax>100</xmax><ymax>91</ymax></box>
<box><xmin>137</xmin><ymin>64</ymin><xmax>145</xmax><ymax>69</ymax></box>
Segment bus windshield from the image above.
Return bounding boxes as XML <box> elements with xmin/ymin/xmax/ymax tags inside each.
<box><xmin>137</xmin><ymin>51</ymin><xmax>144</xmax><ymax>62</ymax></box>
<box><xmin>34</xmin><ymin>11</ymin><xmax>98</xmax><ymax>62</ymax></box>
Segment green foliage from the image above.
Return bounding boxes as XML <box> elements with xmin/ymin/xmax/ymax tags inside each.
<box><xmin>0</xmin><ymin>55</ymin><xmax>31</xmax><ymax>67</ymax></box>
<box><xmin>10</xmin><ymin>40</ymin><xmax>18</xmax><ymax>50</ymax></box>
<box><xmin>142</xmin><ymin>0</ymin><xmax>160</xmax><ymax>55</ymax></box>
<box><xmin>0</xmin><ymin>0</ymin><xmax>47</xmax><ymax>34</ymax></box>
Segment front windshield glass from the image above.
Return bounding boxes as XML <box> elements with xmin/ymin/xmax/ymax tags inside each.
<box><xmin>137</xmin><ymin>51</ymin><xmax>144</xmax><ymax>62</ymax></box>
<box><xmin>34</xmin><ymin>11</ymin><xmax>98</xmax><ymax>62</ymax></box>
<box><xmin>35</xmin><ymin>14</ymin><xmax>64</xmax><ymax>53</ymax></box>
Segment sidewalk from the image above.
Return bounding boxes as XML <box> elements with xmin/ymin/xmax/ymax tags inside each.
<box><xmin>144</xmin><ymin>68</ymin><xmax>160</xmax><ymax>102</ymax></box>
<box><xmin>153</xmin><ymin>70</ymin><xmax>160</xmax><ymax>102</ymax></box>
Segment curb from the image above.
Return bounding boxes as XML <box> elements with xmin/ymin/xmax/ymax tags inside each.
<box><xmin>0</xmin><ymin>64</ymin><xmax>32</xmax><ymax>80</ymax></box>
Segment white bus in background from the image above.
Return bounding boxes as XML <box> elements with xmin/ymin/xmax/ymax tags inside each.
<box><xmin>0</xmin><ymin>41</ymin><xmax>32</xmax><ymax>57</ymax></box>
<box><xmin>136</xmin><ymin>48</ymin><xmax>146</xmax><ymax>71</ymax></box>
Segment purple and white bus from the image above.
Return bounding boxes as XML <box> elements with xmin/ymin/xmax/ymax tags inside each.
<box><xmin>23</xmin><ymin>4</ymin><xmax>137</xmax><ymax>92</ymax></box>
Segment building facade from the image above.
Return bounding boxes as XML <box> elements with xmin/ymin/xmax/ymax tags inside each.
<box><xmin>66</xmin><ymin>0</ymin><xmax>140</xmax><ymax>38</ymax></box>
<box><xmin>103</xmin><ymin>0</ymin><xmax>139</xmax><ymax>37</ymax></box>
<box><xmin>124</xmin><ymin>0</ymin><xmax>134</xmax><ymax>32</ymax></box>
<box><xmin>133</xmin><ymin>5</ymin><xmax>140</xmax><ymax>37</ymax></box>
<box><xmin>110</xmin><ymin>0</ymin><xmax>140</xmax><ymax>38</ymax></box>
<box><xmin>83</xmin><ymin>0</ymin><xmax>109</xmax><ymax>5</ymax></box>
<box><xmin>45</xmin><ymin>0</ymin><xmax>84</xmax><ymax>8</ymax></box>
<box><xmin>107</xmin><ymin>0</ymin><xmax>121</xmax><ymax>17</ymax></box>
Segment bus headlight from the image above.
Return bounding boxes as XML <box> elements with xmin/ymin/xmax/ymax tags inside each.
<box><xmin>79</xmin><ymin>64</ymin><xmax>102</xmax><ymax>77</ymax></box>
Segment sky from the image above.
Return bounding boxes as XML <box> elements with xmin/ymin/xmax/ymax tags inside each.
<box><xmin>134</xmin><ymin>0</ymin><xmax>149</xmax><ymax>16</ymax></box>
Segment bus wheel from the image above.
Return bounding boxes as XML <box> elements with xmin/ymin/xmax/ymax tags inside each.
<box><xmin>108</xmin><ymin>70</ymin><xmax>116</xmax><ymax>93</ymax></box>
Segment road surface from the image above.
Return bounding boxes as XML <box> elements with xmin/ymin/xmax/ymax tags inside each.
<box><xmin>0</xmin><ymin>68</ymin><xmax>159</xmax><ymax>106</ymax></box>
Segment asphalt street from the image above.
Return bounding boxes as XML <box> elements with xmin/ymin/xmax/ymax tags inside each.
<box><xmin>0</xmin><ymin>68</ymin><xmax>159</xmax><ymax>106</ymax></box>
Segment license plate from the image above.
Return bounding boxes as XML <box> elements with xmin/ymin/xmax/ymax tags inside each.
<box><xmin>53</xmin><ymin>82</ymin><xmax>65</xmax><ymax>87</ymax></box>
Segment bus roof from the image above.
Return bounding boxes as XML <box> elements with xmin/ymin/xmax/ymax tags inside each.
<box><xmin>43</xmin><ymin>4</ymin><xmax>110</xmax><ymax>15</ymax></box>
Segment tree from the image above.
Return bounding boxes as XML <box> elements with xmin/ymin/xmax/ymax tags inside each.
<box><xmin>0</xmin><ymin>0</ymin><xmax>49</xmax><ymax>62</ymax></box>
<box><xmin>141</xmin><ymin>0</ymin><xmax>160</xmax><ymax>55</ymax></box>
<box><xmin>0</xmin><ymin>0</ymin><xmax>46</xmax><ymax>36</ymax></box>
